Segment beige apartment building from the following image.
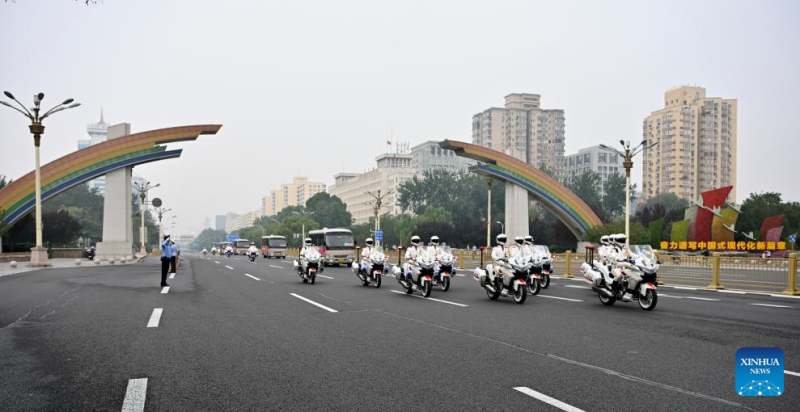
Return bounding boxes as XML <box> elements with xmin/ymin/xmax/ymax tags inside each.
<box><xmin>329</xmin><ymin>154</ymin><xmax>416</xmax><ymax>225</ymax></box>
<box><xmin>472</xmin><ymin>93</ymin><xmax>566</xmax><ymax>177</ymax></box>
<box><xmin>642</xmin><ymin>86</ymin><xmax>737</xmax><ymax>202</ymax></box>
<box><xmin>263</xmin><ymin>176</ymin><xmax>327</xmax><ymax>216</ymax></box>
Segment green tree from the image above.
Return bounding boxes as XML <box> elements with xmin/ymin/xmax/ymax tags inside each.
<box><xmin>305</xmin><ymin>192</ymin><xmax>352</xmax><ymax>228</ymax></box>
<box><xmin>43</xmin><ymin>210</ymin><xmax>82</xmax><ymax>247</ymax></box>
<box><xmin>195</xmin><ymin>228</ymin><xmax>228</xmax><ymax>250</ymax></box>
<box><xmin>737</xmin><ymin>192</ymin><xmax>800</xmax><ymax>241</ymax></box>
<box><xmin>417</xmin><ymin>206</ymin><xmax>451</xmax><ymax>224</ymax></box>
<box><xmin>565</xmin><ymin>170</ymin><xmax>606</xmax><ymax>221</ymax></box>
<box><xmin>602</xmin><ymin>173</ymin><xmax>630</xmax><ymax>217</ymax></box>
<box><xmin>42</xmin><ymin>183</ymin><xmax>105</xmax><ymax>241</ymax></box>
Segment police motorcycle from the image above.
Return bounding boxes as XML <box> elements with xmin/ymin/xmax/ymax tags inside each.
<box><xmin>352</xmin><ymin>238</ymin><xmax>385</xmax><ymax>288</ymax></box>
<box><xmin>392</xmin><ymin>238</ymin><xmax>433</xmax><ymax>298</ymax></box>
<box><xmin>580</xmin><ymin>235</ymin><xmax>659</xmax><ymax>311</ymax></box>
<box><xmin>293</xmin><ymin>239</ymin><xmax>322</xmax><ymax>284</ymax></box>
<box><xmin>432</xmin><ymin>245</ymin><xmax>457</xmax><ymax>292</ymax></box>
<box><xmin>533</xmin><ymin>244</ymin><xmax>553</xmax><ymax>289</ymax></box>
<box><xmin>247</xmin><ymin>246</ymin><xmax>258</xmax><ymax>263</ymax></box>
<box><xmin>472</xmin><ymin>235</ymin><xmax>528</xmax><ymax>304</ymax></box>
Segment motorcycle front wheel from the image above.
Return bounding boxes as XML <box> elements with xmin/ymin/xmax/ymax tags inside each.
<box><xmin>441</xmin><ymin>276</ymin><xmax>450</xmax><ymax>292</ymax></box>
<box><xmin>421</xmin><ymin>280</ymin><xmax>432</xmax><ymax>298</ymax></box>
<box><xmin>527</xmin><ymin>276</ymin><xmax>541</xmax><ymax>295</ymax></box>
<box><xmin>374</xmin><ymin>274</ymin><xmax>381</xmax><ymax>288</ymax></box>
<box><xmin>638</xmin><ymin>289</ymin><xmax>658</xmax><ymax>311</ymax></box>
<box><xmin>542</xmin><ymin>274</ymin><xmax>550</xmax><ymax>289</ymax></box>
<box><xmin>513</xmin><ymin>283</ymin><xmax>527</xmax><ymax>304</ymax></box>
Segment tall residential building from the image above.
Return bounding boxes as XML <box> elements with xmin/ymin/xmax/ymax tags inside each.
<box><xmin>642</xmin><ymin>86</ymin><xmax>737</xmax><ymax>202</ymax></box>
<box><xmin>410</xmin><ymin>140</ymin><xmax>474</xmax><ymax>174</ymax></box>
<box><xmin>226</xmin><ymin>209</ymin><xmax>263</xmax><ymax>233</ymax></box>
<box><xmin>471</xmin><ymin>93</ymin><xmax>566</xmax><ymax>177</ymax></box>
<box><xmin>263</xmin><ymin>176</ymin><xmax>327</xmax><ymax>216</ymax></box>
<box><xmin>78</xmin><ymin>110</ymin><xmax>110</xmax><ymax>193</ymax></box>
<box><xmin>566</xmin><ymin>145</ymin><xmax>624</xmax><ymax>196</ymax></box>
<box><xmin>329</xmin><ymin>153</ymin><xmax>416</xmax><ymax>224</ymax></box>
<box><xmin>215</xmin><ymin>215</ymin><xmax>226</xmax><ymax>232</ymax></box>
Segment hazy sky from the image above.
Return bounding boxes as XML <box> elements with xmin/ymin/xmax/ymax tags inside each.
<box><xmin>2</xmin><ymin>0</ymin><xmax>798</xmax><ymax>236</ymax></box>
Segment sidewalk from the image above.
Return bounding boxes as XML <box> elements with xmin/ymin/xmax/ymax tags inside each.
<box><xmin>0</xmin><ymin>257</ymin><xmax>139</xmax><ymax>278</ymax></box>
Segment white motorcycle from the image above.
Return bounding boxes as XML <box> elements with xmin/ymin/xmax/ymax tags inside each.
<box><xmin>392</xmin><ymin>254</ymin><xmax>434</xmax><ymax>298</ymax></box>
<box><xmin>431</xmin><ymin>246</ymin><xmax>457</xmax><ymax>292</ymax></box>
<box><xmin>580</xmin><ymin>245</ymin><xmax>659</xmax><ymax>311</ymax></box>
<box><xmin>352</xmin><ymin>249</ymin><xmax>386</xmax><ymax>288</ymax></box>
<box><xmin>293</xmin><ymin>249</ymin><xmax>322</xmax><ymax>284</ymax></box>
<box><xmin>473</xmin><ymin>254</ymin><xmax>529</xmax><ymax>304</ymax></box>
<box><xmin>533</xmin><ymin>245</ymin><xmax>553</xmax><ymax>289</ymax></box>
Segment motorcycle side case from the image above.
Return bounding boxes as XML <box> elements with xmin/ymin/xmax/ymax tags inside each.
<box><xmin>391</xmin><ymin>265</ymin><xmax>403</xmax><ymax>281</ymax></box>
<box><xmin>292</xmin><ymin>260</ymin><xmax>300</xmax><ymax>271</ymax></box>
<box><xmin>580</xmin><ymin>262</ymin><xmax>600</xmax><ymax>283</ymax></box>
<box><xmin>473</xmin><ymin>268</ymin><xmax>486</xmax><ymax>282</ymax></box>
<box><xmin>351</xmin><ymin>262</ymin><xmax>359</xmax><ymax>273</ymax></box>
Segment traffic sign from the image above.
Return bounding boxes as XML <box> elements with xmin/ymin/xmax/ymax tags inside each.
<box><xmin>151</xmin><ymin>198</ymin><xmax>162</xmax><ymax>207</ymax></box>
<box><xmin>226</xmin><ymin>235</ymin><xmax>239</xmax><ymax>242</ymax></box>
<box><xmin>790</xmin><ymin>235</ymin><xmax>797</xmax><ymax>243</ymax></box>
<box><xmin>375</xmin><ymin>230</ymin><xmax>383</xmax><ymax>241</ymax></box>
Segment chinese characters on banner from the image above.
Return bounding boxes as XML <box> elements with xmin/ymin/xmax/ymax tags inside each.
<box><xmin>660</xmin><ymin>241</ymin><xmax>787</xmax><ymax>251</ymax></box>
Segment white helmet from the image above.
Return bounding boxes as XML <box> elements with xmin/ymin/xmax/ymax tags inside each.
<box><xmin>600</xmin><ymin>235</ymin><xmax>610</xmax><ymax>246</ymax></box>
<box><xmin>496</xmin><ymin>234</ymin><xmax>507</xmax><ymax>246</ymax></box>
<box><xmin>524</xmin><ymin>235</ymin><xmax>534</xmax><ymax>245</ymax></box>
<box><xmin>304</xmin><ymin>237</ymin><xmax>312</xmax><ymax>246</ymax></box>
<box><xmin>514</xmin><ymin>236</ymin><xmax>524</xmax><ymax>246</ymax></box>
<box><xmin>410</xmin><ymin>235</ymin><xmax>421</xmax><ymax>246</ymax></box>
<box><xmin>365</xmin><ymin>238</ymin><xmax>374</xmax><ymax>246</ymax></box>
<box><xmin>430</xmin><ymin>236</ymin><xmax>440</xmax><ymax>246</ymax></box>
<box><xmin>611</xmin><ymin>234</ymin><xmax>627</xmax><ymax>246</ymax></box>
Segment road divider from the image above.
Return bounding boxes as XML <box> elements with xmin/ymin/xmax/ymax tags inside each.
<box><xmin>121</xmin><ymin>378</ymin><xmax>148</xmax><ymax>412</ymax></box>
<box><xmin>389</xmin><ymin>290</ymin><xmax>468</xmax><ymax>307</ymax></box>
<box><xmin>244</xmin><ymin>273</ymin><xmax>261</xmax><ymax>281</ymax></box>
<box><xmin>289</xmin><ymin>293</ymin><xmax>338</xmax><ymax>313</ymax></box>
<box><xmin>147</xmin><ymin>308</ymin><xmax>163</xmax><ymax>328</ymax></box>
<box><xmin>513</xmin><ymin>387</ymin><xmax>585</xmax><ymax>412</ymax></box>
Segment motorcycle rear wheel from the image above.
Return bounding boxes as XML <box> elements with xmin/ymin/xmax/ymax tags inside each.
<box><xmin>638</xmin><ymin>289</ymin><xmax>658</xmax><ymax>311</ymax></box>
<box><xmin>310</xmin><ymin>273</ymin><xmax>316</xmax><ymax>285</ymax></box>
<box><xmin>598</xmin><ymin>293</ymin><xmax>616</xmax><ymax>306</ymax></box>
<box><xmin>404</xmin><ymin>281</ymin><xmax>414</xmax><ymax>294</ymax></box>
<box><xmin>486</xmin><ymin>283</ymin><xmax>501</xmax><ymax>300</ymax></box>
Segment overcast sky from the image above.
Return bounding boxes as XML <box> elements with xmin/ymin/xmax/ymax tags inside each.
<box><xmin>1</xmin><ymin>0</ymin><xmax>798</xmax><ymax>236</ymax></box>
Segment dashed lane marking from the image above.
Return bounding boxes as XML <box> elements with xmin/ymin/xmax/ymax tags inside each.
<box><xmin>513</xmin><ymin>387</ymin><xmax>585</xmax><ymax>412</ymax></box>
<box><xmin>147</xmin><ymin>308</ymin><xmax>163</xmax><ymax>328</ymax></box>
<box><xmin>214</xmin><ymin>261</ymin><xmax>220</xmax><ymax>264</ymax></box>
<box><xmin>538</xmin><ymin>295</ymin><xmax>583</xmax><ymax>302</ymax></box>
<box><xmin>225</xmin><ymin>265</ymin><xmax>234</xmax><ymax>270</ymax></box>
<box><xmin>269</xmin><ymin>265</ymin><xmax>283</xmax><ymax>269</ymax></box>
<box><xmin>563</xmin><ymin>285</ymin><xmax>587</xmax><ymax>289</ymax></box>
<box><xmin>389</xmin><ymin>290</ymin><xmax>468</xmax><ymax>307</ymax></box>
<box><xmin>685</xmin><ymin>297</ymin><xmax>720</xmax><ymax>301</ymax></box>
<box><xmin>244</xmin><ymin>273</ymin><xmax>261</xmax><ymax>281</ymax></box>
<box><xmin>770</xmin><ymin>294</ymin><xmax>800</xmax><ymax>299</ymax></box>
<box><xmin>750</xmin><ymin>303</ymin><xmax>792</xmax><ymax>308</ymax></box>
<box><xmin>121</xmin><ymin>378</ymin><xmax>148</xmax><ymax>412</ymax></box>
<box><xmin>717</xmin><ymin>290</ymin><xmax>746</xmax><ymax>294</ymax></box>
<box><xmin>786</xmin><ymin>370</ymin><xmax>800</xmax><ymax>377</ymax></box>
<box><xmin>673</xmin><ymin>286</ymin><xmax>698</xmax><ymax>290</ymax></box>
<box><xmin>160</xmin><ymin>286</ymin><xmax>169</xmax><ymax>294</ymax></box>
<box><xmin>169</xmin><ymin>273</ymin><xmax>175</xmax><ymax>279</ymax></box>
<box><xmin>317</xmin><ymin>274</ymin><xmax>334</xmax><ymax>279</ymax></box>
<box><xmin>289</xmin><ymin>293</ymin><xmax>338</xmax><ymax>313</ymax></box>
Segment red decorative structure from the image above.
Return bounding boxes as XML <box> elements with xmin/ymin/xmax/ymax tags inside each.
<box><xmin>694</xmin><ymin>186</ymin><xmax>732</xmax><ymax>242</ymax></box>
<box><xmin>760</xmin><ymin>215</ymin><xmax>785</xmax><ymax>242</ymax></box>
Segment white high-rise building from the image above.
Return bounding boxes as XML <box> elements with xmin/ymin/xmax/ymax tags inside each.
<box><xmin>79</xmin><ymin>110</ymin><xmax>110</xmax><ymax>193</ymax></box>
<box><xmin>566</xmin><ymin>145</ymin><xmax>624</xmax><ymax>196</ymax></box>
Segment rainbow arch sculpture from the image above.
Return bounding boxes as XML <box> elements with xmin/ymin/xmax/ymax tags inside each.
<box><xmin>439</xmin><ymin>140</ymin><xmax>602</xmax><ymax>238</ymax></box>
<box><xmin>0</xmin><ymin>125</ymin><xmax>222</xmax><ymax>226</ymax></box>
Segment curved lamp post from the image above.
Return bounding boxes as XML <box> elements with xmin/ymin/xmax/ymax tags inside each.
<box><xmin>1</xmin><ymin>91</ymin><xmax>80</xmax><ymax>267</ymax></box>
<box><xmin>133</xmin><ymin>181</ymin><xmax>159</xmax><ymax>255</ymax></box>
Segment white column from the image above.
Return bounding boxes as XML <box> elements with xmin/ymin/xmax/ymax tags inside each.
<box><xmin>503</xmin><ymin>147</ymin><xmax>530</xmax><ymax>240</ymax></box>
<box><xmin>96</xmin><ymin>123</ymin><xmax>133</xmax><ymax>260</ymax></box>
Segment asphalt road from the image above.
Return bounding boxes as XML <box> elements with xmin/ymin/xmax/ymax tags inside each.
<box><xmin>1</xmin><ymin>254</ymin><xmax>798</xmax><ymax>411</ymax></box>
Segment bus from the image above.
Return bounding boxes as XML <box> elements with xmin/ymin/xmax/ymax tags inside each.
<box><xmin>217</xmin><ymin>242</ymin><xmax>232</xmax><ymax>252</ymax></box>
<box><xmin>232</xmin><ymin>239</ymin><xmax>251</xmax><ymax>255</ymax></box>
<box><xmin>261</xmin><ymin>235</ymin><xmax>288</xmax><ymax>259</ymax></box>
<box><xmin>308</xmin><ymin>228</ymin><xmax>356</xmax><ymax>266</ymax></box>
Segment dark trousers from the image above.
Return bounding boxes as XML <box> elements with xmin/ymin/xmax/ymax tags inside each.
<box><xmin>161</xmin><ymin>257</ymin><xmax>170</xmax><ymax>285</ymax></box>
<box><xmin>170</xmin><ymin>256</ymin><xmax>177</xmax><ymax>273</ymax></box>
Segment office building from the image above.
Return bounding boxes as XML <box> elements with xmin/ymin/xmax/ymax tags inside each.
<box><xmin>410</xmin><ymin>140</ymin><xmax>473</xmax><ymax>174</ymax></box>
<box><xmin>215</xmin><ymin>215</ymin><xmax>226</xmax><ymax>232</ymax></box>
<box><xmin>566</xmin><ymin>145</ymin><xmax>624</xmax><ymax>196</ymax></box>
<box><xmin>642</xmin><ymin>86</ymin><xmax>737</xmax><ymax>202</ymax></box>
<box><xmin>471</xmin><ymin>93</ymin><xmax>566</xmax><ymax>177</ymax></box>
<box><xmin>329</xmin><ymin>153</ymin><xmax>416</xmax><ymax>225</ymax></box>
<box><xmin>263</xmin><ymin>176</ymin><xmax>327</xmax><ymax>216</ymax></box>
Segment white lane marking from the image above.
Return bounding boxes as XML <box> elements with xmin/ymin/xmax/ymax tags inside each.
<box><xmin>717</xmin><ymin>290</ymin><xmax>746</xmax><ymax>294</ymax></box>
<box><xmin>317</xmin><ymin>274</ymin><xmax>334</xmax><ymax>279</ymax></box>
<box><xmin>685</xmin><ymin>297</ymin><xmax>720</xmax><ymax>301</ymax></box>
<box><xmin>389</xmin><ymin>290</ymin><xmax>468</xmax><ymax>307</ymax></box>
<box><xmin>289</xmin><ymin>293</ymin><xmax>338</xmax><ymax>313</ymax></box>
<box><xmin>539</xmin><ymin>295</ymin><xmax>583</xmax><ymax>302</ymax></box>
<box><xmin>147</xmin><ymin>308</ymin><xmax>163</xmax><ymax>328</ymax></box>
<box><xmin>513</xmin><ymin>387</ymin><xmax>585</xmax><ymax>412</ymax></box>
<box><xmin>269</xmin><ymin>265</ymin><xmax>283</xmax><ymax>269</ymax></box>
<box><xmin>673</xmin><ymin>286</ymin><xmax>698</xmax><ymax>290</ymax></box>
<box><xmin>750</xmin><ymin>303</ymin><xmax>792</xmax><ymax>308</ymax></box>
<box><xmin>214</xmin><ymin>261</ymin><xmax>220</xmax><ymax>264</ymax></box>
<box><xmin>169</xmin><ymin>273</ymin><xmax>175</xmax><ymax>279</ymax></box>
<box><xmin>659</xmin><ymin>293</ymin><xmax>682</xmax><ymax>298</ymax></box>
<box><xmin>786</xmin><ymin>370</ymin><xmax>800</xmax><ymax>377</ymax></box>
<box><xmin>121</xmin><ymin>378</ymin><xmax>148</xmax><ymax>412</ymax></box>
<box><xmin>770</xmin><ymin>294</ymin><xmax>800</xmax><ymax>299</ymax></box>
<box><xmin>564</xmin><ymin>285</ymin><xmax>587</xmax><ymax>289</ymax></box>
<box><xmin>225</xmin><ymin>265</ymin><xmax>234</xmax><ymax>270</ymax></box>
<box><xmin>160</xmin><ymin>287</ymin><xmax>169</xmax><ymax>294</ymax></box>
<box><xmin>244</xmin><ymin>273</ymin><xmax>261</xmax><ymax>281</ymax></box>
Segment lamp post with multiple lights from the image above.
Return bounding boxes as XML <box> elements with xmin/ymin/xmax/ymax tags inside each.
<box><xmin>598</xmin><ymin>139</ymin><xmax>658</xmax><ymax>245</ymax></box>
<box><xmin>133</xmin><ymin>181</ymin><xmax>159</xmax><ymax>255</ymax></box>
<box><xmin>1</xmin><ymin>91</ymin><xmax>80</xmax><ymax>266</ymax></box>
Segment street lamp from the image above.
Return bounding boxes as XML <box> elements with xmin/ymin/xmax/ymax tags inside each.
<box><xmin>365</xmin><ymin>189</ymin><xmax>392</xmax><ymax>248</ymax></box>
<box><xmin>1</xmin><ymin>91</ymin><xmax>80</xmax><ymax>267</ymax></box>
<box><xmin>152</xmin><ymin>207</ymin><xmax>172</xmax><ymax>245</ymax></box>
<box><xmin>293</xmin><ymin>210</ymin><xmax>315</xmax><ymax>242</ymax></box>
<box><xmin>496</xmin><ymin>221</ymin><xmax>505</xmax><ymax>234</ymax></box>
<box><xmin>133</xmin><ymin>181</ymin><xmax>160</xmax><ymax>255</ymax></box>
<box><xmin>599</xmin><ymin>139</ymin><xmax>658</xmax><ymax>245</ymax></box>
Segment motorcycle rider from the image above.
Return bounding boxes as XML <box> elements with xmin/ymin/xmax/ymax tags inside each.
<box><xmin>359</xmin><ymin>238</ymin><xmax>375</xmax><ymax>272</ymax></box>
<box><xmin>426</xmin><ymin>236</ymin><xmax>442</xmax><ymax>259</ymax></box>
<box><xmin>608</xmin><ymin>233</ymin><xmax>631</xmax><ymax>293</ymax></box>
<box><xmin>211</xmin><ymin>246</ymin><xmax>218</xmax><ymax>256</ymax></box>
<box><xmin>403</xmin><ymin>235</ymin><xmax>425</xmax><ymax>281</ymax></box>
<box><xmin>491</xmin><ymin>234</ymin><xmax>513</xmax><ymax>282</ymax></box>
<box><xmin>247</xmin><ymin>243</ymin><xmax>259</xmax><ymax>260</ymax></box>
<box><xmin>202</xmin><ymin>248</ymin><xmax>208</xmax><ymax>256</ymax></box>
<box><xmin>225</xmin><ymin>244</ymin><xmax>234</xmax><ymax>257</ymax></box>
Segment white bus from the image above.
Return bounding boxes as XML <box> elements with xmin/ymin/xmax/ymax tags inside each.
<box><xmin>308</xmin><ymin>228</ymin><xmax>356</xmax><ymax>266</ymax></box>
<box><xmin>261</xmin><ymin>235</ymin><xmax>288</xmax><ymax>259</ymax></box>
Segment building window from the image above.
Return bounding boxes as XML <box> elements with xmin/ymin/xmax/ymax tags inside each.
<box><xmin>598</xmin><ymin>153</ymin><xmax>607</xmax><ymax>163</ymax></box>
